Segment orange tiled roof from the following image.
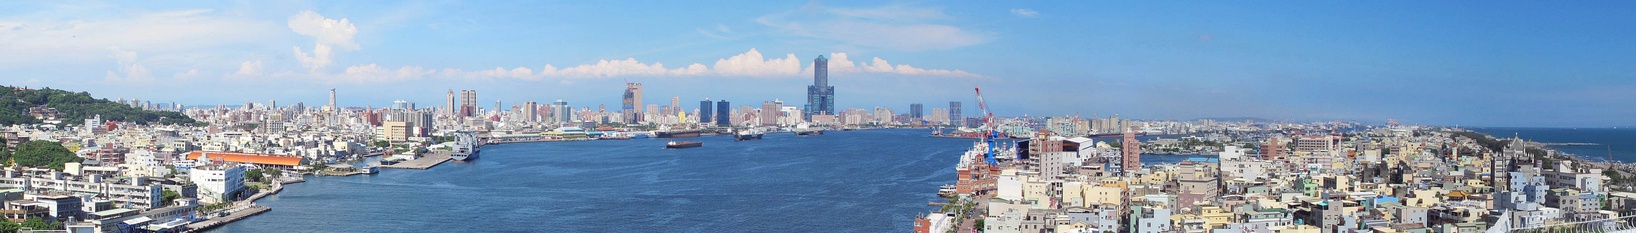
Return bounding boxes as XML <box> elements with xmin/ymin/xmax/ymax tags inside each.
<box><xmin>184</xmin><ymin>151</ymin><xmax>304</xmax><ymax>166</ymax></box>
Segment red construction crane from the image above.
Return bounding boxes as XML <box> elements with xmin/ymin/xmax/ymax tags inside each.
<box><xmin>975</xmin><ymin>87</ymin><xmax>998</xmax><ymax>166</ymax></box>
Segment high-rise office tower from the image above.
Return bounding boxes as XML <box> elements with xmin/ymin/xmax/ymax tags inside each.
<box><xmin>804</xmin><ymin>55</ymin><xmax>834</xmax><ymax>120</ymax></box>
<box><xmin>446</xmin><ymin>90</ymin><xmax>457</xmax><ymax>115</ymax></box>
<box><xmin>553</xmin><ymin>99</ymin><xmax>571</xmax><ymax>124</ymax></box>
<box><xmin>910</xmin><ymin>103</ymin><xmax>924</xmax><ymax>119</ymax></box>
<box><xmin>329</xmin><ymin>89</ymin><xmax>337</xmax><ymax>109</ymax></box>
<box><xmin>623</xmin><ymin>83</ymin><xmax>643</xmax><ymax>124</ymax></box>
<box><xmin>761</xmin><ymin>101</ymin><xmax>780</xmax><ymax>126</ymax></box>
<box><xmin>525</xmin><ymin>101</ymin><xmax>539</xmax><ymax>122</ymax></box>
<box><xmin>460</xmin><ymin>90</ymin><xmax>478</xmax><ymax>117</ymax></box>
<box><xmin>699</xmin><ymin>99</ymin><xmax>714</xmax><ymax>124</ymax></box>
<box><xmin>715</xmin><ymin>100</ymin><xmax>731</xmax><ymax>127</ymax></box>
<box><xmin>950</xmin><ymin>102</ymin><xmax>963</xmax><ymax>126</ymax></box>
<box><xmin>670</xmin><ymin>96</ymin><xmax>680</xmax><ymax>115</ymax></box>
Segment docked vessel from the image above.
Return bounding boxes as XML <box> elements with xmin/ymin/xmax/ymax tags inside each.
<box><xmin>792</xmin><ymin>123</ymin><xmax>824</xmax><ymax>136</ymax></box>
<box><xmin>937</xmin><ymin>184</ymin><xmax>957</xmax><ymax>197</ymax></box>
<box><xmin>451</xmin><ymin>133</ymin><xmax>480</xmax><ymax>161</ymax></box>
<box><xmin>794</xmin><ymin>128</ymin><xmax>824</xmax><ymax>136</ymax></box>
<box><xmin>665</xmin><ymin>141</ymin><xmax>702</xmax><ymax>149</ymax></box>
<box><xmin>734</xmin><ymin>130</ymin><xmax>764</xmax><ymax>141</ymax></box>
<box><xmin>654</xmin><ymin>129</ymin><xmax>701</xmax><ymax>138</ymax></box>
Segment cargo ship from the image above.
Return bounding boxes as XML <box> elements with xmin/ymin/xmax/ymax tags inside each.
<box><xmin>665</xmin><ymin>141</ymin><xmax>702</xmax><ymax>149</ymax></box>
<box><xmin>734</xmin><ymin>130</ymin><xmax>764</xmax><ymax>141</ymax></box>
<box><xmin>655</xmin><ymin>130</ymin><xmax>701</xmax><ymax>138</ymax></box>
<box><xmin>792</xmin><ymin>123</ymin><xmax>824</xmax><ymax>136</ymax></box>
<box><xmin>450</xmin><ymin>133</ymin><xmax>480</xmax><ymax>161</ymax></box>
<box><xmin>794</xmin><ymin>129</ymin><xmax>824</xmax><ymax>136</ymax></box>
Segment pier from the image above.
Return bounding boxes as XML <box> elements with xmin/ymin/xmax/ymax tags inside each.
<box><xmin>381</xmin><ymin>151</ymin><xmax>451</xmax><ymax>170</ymax></box>
<box><xmin>183</xmin><ymin>205</ymin><xmax>271</xmax><ymax>233</ymax></box>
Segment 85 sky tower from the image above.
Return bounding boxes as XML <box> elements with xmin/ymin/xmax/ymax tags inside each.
<box><xmin>804</xmin><ymin>55</ymin><xmax>834</xmax><ymax>120</ymax></box>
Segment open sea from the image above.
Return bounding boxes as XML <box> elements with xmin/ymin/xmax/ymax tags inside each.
<box><xmin>1469</xmin><ymin>127</ymin><xmax>1636</xmax><ymax>162</ymax></box>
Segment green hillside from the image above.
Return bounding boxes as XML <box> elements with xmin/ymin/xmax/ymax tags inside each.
<box><xmin>0</xmin><ymin>86</ymin><xmax>198</xmax><ymax>126</ymax></box>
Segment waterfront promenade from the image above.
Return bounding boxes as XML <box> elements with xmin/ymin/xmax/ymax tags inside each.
<box><xmin>185</xmin><ymin>205</ymin><xmax>270</xmax><ymax>233</ymax></box>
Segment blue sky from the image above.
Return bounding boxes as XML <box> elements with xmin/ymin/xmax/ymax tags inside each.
<box><xmin>1</xmin><ymin>1</ymin><xmax>1633</xmax><ymax>127</ymax></box>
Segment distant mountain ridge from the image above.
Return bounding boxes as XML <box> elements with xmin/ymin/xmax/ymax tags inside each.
<box><xmin>0</xmin><ymin>86</ymin><xmax>198</xmax><ymax>126</ymax></box>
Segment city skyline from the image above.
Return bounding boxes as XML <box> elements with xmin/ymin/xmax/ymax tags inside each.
<box><xmin>2</xmin><ymin>1</ymin><xmax>1635</xmax><ymax>127</ymax></box>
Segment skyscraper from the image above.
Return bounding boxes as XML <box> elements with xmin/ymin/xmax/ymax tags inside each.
<box><xmin>910</xmin><ymin>103</ymin><xmax>924</xmax><ymax>119</ymax></box>
<box><xmin>446</xmin><ymin>90</ymin><xmax>457</xmax><ymax>115</ymax></box>
<box><xmin>328</xmin><ymin>88</ymin><xmax>337</xmax><ymax>109</ymax></box>
<box><xmin>804</xmin><ymin>55</ymin><xmax>835</xmax><ymax>120</ymax></box>
<box><xmin>761</xmin><ymin>101</ymin><xmax>780</xmax><ymax>126</ymax></box>
<box><xmin>623</xmin><ymin>83</ymin><xmax>643</xmax><ymax>124</ymax></box>
<box><xmin>699</xmin><ymin>99</ymin><xmax>714</xmax><ymax>124</ymax></box>
<box><xmin>460</xmin><ymin>90</ymin><xmax>478</xmax><ymax>117</ymax></box>
<box><xmin>949</xmin><ymin>102</ymin><xmax>963</xmax><ymax>126</ymax></box>
<box><xmin>1121</xmin><ymin>127</ymin><xmax>1141</xmax><ymax>176</ymax></box>
<box><xmin>553</xmin><ymin>99</ymin><xmax>571</xmax><ymax>124</ymax></box>
<box><xmin>524</xmin><ymin>101</ymin><xmax>539</xmax><ymax>122</ymax></box>
<box><xmin>716</xmin><ymin>100</ymin><xmax>731</xmax><ymax>127</ymax></box>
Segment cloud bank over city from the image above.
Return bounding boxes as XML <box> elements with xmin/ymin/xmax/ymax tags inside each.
<box><xmin>0</xmin><ymin>1</ymin><xmax>1634</xmax><ymax>127</ymax></box>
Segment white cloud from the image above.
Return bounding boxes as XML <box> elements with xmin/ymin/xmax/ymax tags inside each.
<box><xmin>102</xmin><ymin>47</ymin><xmax>153</xmax><ymax>83</ymax></box>
<box><xmin>288</xmin><ymin>10</ymin><xmax>359</xmax><ymax>50</ymax></box>
<box><xmin>0</xmin><ymin>9</ymin><xmax>279</xmax><ymax>67</ymax></box>
<box><xmin>326</xmin><ymin>64</ymin><xmax>431</xmax><ymax>83</ymax></box>
<box><xmin>711</xmin><ymin>48</ymin><xmax>802</xmax><ymax>76</ymax></box>
<box><xmin>288</xmin><ymin>10</ymin><xmax>359</xmax><ymax>72</ymax></box>
<box><xmin>109</xmin><ymin>46</ymin><xmax>137</xmax><ymax>65</ymax></box>
<box><xmin>1010</xmin><ymin>9</ymin><xmax>1039</xmax><ymax>18</ymax></box>
<box><xmin>293</xmin><ymin>43</ymin><xmax>334</xmax><ymax>72</ymax></box>
<box><xmin>810</xmin><ymin>52</ymin><xmax>978</xmax><ymax>77</ymax></box>
<box><xmin>757</xmin><ymin>4</ymin><xmax>990</xmax><ymax>51</ymax></box>
<box><xmin>539</xmin><ymin>58</ymin><xmax>674</xmax><ymax>78</ymax></box>
<box><xmin>104</xmin><ymin>64</ymin><xmax>152</xmax><ymax>83</ymax></box>
<box><xmin>235</xmin><ymin>60</ymin><xmax>264</xmax><ymax>77</ymax></box>
<box><xmin>173</xmin><ymin>69</ymin><xmax>201</xmax><ymax>80</ymax></box>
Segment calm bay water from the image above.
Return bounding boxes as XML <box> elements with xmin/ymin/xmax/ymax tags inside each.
<box><xmin>214</xmin><ymin>129</ymin><xmax>970</xmax><ymax>232</ymax></box>
<box><xmin>210</xmin><ymin>129</ymin><xmax>1216</xmax><ymax>232</ymax></box>
<box><xmin>1470</xmin><ymin>127</ymin><xmax>1636</xmax><ymax>162</ymax></box>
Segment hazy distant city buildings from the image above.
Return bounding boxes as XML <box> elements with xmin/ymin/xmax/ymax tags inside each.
<box><xmin>623</xmin><ymin>83</ymin><xmax>643</xmax><ymax>124</ymax></box>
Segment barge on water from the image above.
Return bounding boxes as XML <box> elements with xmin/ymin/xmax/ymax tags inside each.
<box><xmin>665</xmin><ymin>141</ymin><xmax>703</xmax><ymax>149</ymax></box>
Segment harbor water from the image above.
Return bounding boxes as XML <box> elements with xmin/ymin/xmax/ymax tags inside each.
<box><xmin>210</xmin><ymin>129</ymin><xmax>1241</xmax><ymax>232</ymax></box>
<box><xmin>215</xmin><ymin>129</ymin><xmax>970</xmax><ymax>232</ymax></box>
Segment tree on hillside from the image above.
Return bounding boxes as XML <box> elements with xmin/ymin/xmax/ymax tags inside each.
<box><xmin>245</xmin><ymin>169</ymin><xmax>264</xmax><ymax>182</ymax></box>
<box><xmin>0</xmin><ymin>85</ymin><xmax>199</xmax><ymax>126</ymax></box>
<box><xmin>12</xmin><ymin>141</ymin><xmax>83</xmax><ymax>170</ymax></box>
<box><xmin>161</xmin><ymin>190</ymin><xmax>181</xmax><ymax>204</ymax></box>
<box><xmin>21</xmin><ymin>217</ymin><xmax>60</xmax><ymax>230</ymax></box>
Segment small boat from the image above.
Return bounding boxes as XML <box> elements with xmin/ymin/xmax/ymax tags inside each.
<box><xmin>362</xmin><ymin>166</ymin><xmax>380</xmax><ymax>174</ymax></box>
<box><xmin>665</xmin><ymin>141</ymin><xmax>702</xmax><ymax>149</ymax></box>
<box><xmin>937</xmin><ymin>184</ymin><xmax>957</xmax><ymax>197</ymax></box>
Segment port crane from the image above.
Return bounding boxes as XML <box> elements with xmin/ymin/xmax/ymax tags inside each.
<box><xmin>975</xmin><ymin>87</ymin><xmax>998</xmax><ymax>166</ymax></box>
